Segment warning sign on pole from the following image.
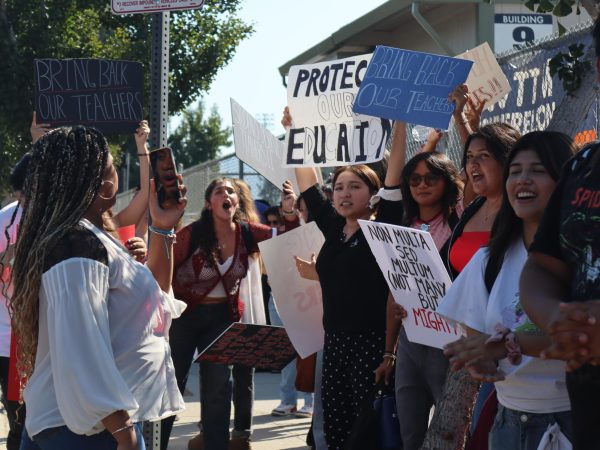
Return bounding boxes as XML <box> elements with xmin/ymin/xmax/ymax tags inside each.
<box><xmin>112</xmin><ymin>0</ymin><xmax>204</xmax><ymax>15</ymax></box>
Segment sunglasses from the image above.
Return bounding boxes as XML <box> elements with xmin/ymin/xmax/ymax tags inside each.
<box><xmin>408</xmin><ymin>173</ymin><xmax>442</xmax><ymax>187</ymax></box>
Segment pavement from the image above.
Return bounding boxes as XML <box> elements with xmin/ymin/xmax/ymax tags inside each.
<box><xmin>1</xmin><ymin>368</ymin><xmax>312</xmax><ymax>450</ymax></box>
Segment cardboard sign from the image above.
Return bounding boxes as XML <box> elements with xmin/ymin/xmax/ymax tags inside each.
<box><xmin>196</xmin><ymin>323</ymin><xmax>296</xmax><ymax>371</ymax></box>
<box><xmin>359</xmin><ymin>220</ymin><xmax>460</xmax><ymax>348</ymax></box>
<box><xmin>258</xmin><ymin>222</ymin><xmax>325</xmax><ymax>358</ymax></box>
<box><xmin>456</xmin><ymin>42</ymin><xmax>511</xmax><ymax>109</ymax></box>
<box><xmin>34</xmin><ymin>59</ymin><xmax>144</xmax><ymax>134</ymax></box>
<box><xmin>353</xmin><ymin>46</ymin><xmax>473</xmax><ymax>130</ymax></box>
<box><xmin>231</xmin><ymin>99</ymin><xmax>299</xmax><ymax>192</ymax></box>
<box><xmin>112</xmin><ymin>0</ymin><xmax>204</xmax><ymax>15</ymax></box>
<box><xmin>285</xmin><ymin>54</ymin><xmax>392</xmax><ymax>167</ymax></box>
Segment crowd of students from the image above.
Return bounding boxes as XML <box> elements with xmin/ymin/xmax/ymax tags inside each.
<box><xmin>2</xmin><ymin>15</ymin><xmax>600</xmax><ymax>450</ymax></box>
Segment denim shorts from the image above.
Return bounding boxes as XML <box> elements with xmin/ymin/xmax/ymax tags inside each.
<box><xmin>20</xmin><ymin>423</ymin><xmax>146</xmax><ymax>450</ymax></box>
<box><xmin>489</xmin><ymin>404</ymin><xmax>572</xmax><ymax>450</ymax></box>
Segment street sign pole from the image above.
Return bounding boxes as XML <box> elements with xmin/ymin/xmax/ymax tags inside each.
<box><xmin>150</xmin><ymin>11</ymin><xmax>170</xmax><ymax>149</ymax></box>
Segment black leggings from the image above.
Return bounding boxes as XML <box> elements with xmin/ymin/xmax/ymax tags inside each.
<box><xmin>567</xmin><ymin>364</ymin><xmax>600</xmax><ymax>450</ymax></box>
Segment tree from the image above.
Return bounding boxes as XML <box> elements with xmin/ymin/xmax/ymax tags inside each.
<box><xmin>0</xmin><ymin>0</ymin><xmax>253</xmax><ymax>193</ymax></box>
<box><xmin>168</xmin><ymin>101</ymin><xmax>231</xmax><ymax>169</ymax></box>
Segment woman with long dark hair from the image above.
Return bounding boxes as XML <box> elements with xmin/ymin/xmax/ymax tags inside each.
<box><xmin>163</xmin><ymin>177</ymin><xmax>297</xmax><ymax>450</ymax></box>
<box><xmin>282</xmin><ymin>107</ymin><xmax>405</xmax><ymax>450</ymax></box>
<box><xmin>440</xmin><ymin>131</ymin><xmax>577</xmax><ymax>450</ymax></box>
<box><xmin>374</xmin><ymin>149</ymin><xmax>464</xmax><ymax>450</ymax></box>
<box><xmin>10</xmin><ymin>126</ymin><xmax>187</xmax><ymax>450</ymax></box>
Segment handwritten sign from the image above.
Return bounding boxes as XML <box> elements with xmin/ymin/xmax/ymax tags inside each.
<box><xmin>196</xmin><ymin>323</ymin><xmax>296</xmax><ymax>371</ymax></box>
<box><xmin>258</xmin><ymin>222</ymin><xmax>325</xmax><ymax>358</ymax></box>
<box><xmin>352</xmin><ymin>46</ymin><xmax>473</xmax><ymax>130</ymax></box>
<box><xmin>285</xmin><ymin>54</ymin><xmax>392</xmax><ymax>167</ymax></box>
<box><xmin>359</xmin><ymin>220</ymin><xmax>459</xmax><ymax>348</ymax></box>
<box><xmin>34</xmin><ymin>59</ymin><xmax>144</xmax><ymax>134</ymax></box>
<box><xmin>456</xmin><ymin>42</ymin><xmax>511</xmax><ymax>109</ymax></box>
<box><xmin>231</xmin><ymin>98</ymin><xmax>301</xmax><ymax>192</ymax></box>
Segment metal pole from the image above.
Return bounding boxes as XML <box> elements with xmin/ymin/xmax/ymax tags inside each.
<box><xmin>150</xmin><ymin>11</ymin><xmax>170</xmax><ymax>149</ymax></box>
<box><xmin>144</xmin><ymin>11</ymin><xmax>170</xmax><ymax>450</ymax></box>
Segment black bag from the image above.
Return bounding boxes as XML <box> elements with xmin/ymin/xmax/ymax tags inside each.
<box><xmin>344</xmin><ymin>384</ymin><xmax>402</xmax><ymax>450</ymax></box>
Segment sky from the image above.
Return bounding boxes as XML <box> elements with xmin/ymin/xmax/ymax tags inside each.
<box><xmin>186</xmin><ymin>0</ymin><xmax>388</xmax><ymax>151</ymax></box>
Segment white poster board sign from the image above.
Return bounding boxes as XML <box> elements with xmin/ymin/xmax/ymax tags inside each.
<box><xmin>231</xmin><ymin>98</ymin><xmax>299</xmax><ymax>193</ymax></box>
<box><xmin>456</xmin><ymin>42</ymin><xmax>511</xmax><ymax>109</ymax></box>
<box><xmin>258</xmin><ymin>222</ymin><xmax>325</xmax><ymax>358</ymax></box>
<box><xmin>285</xmin><ymin>54</ymin><xmax>392</xmax><ymax>167</ymax></box>
<box><xmin>359</xmin><ymin>220</ymin><xmax>460</xmax><ymax>348</ymax></box>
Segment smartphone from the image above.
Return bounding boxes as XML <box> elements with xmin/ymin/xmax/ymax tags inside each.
<box><xmin>150</xmin><ymin>147</ymin><xmax>181</xmax><ymax>209</ymax></box>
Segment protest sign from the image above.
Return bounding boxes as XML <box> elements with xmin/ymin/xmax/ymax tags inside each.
<box><xmin>285</xmin><ymin>54</ymin><xmax>392</xmax><ymax>167</ymax></box>
<box><xmin>359</xmin><ymin>220</ymin><xmax>460</xmax><ymax>348</ymax></box>
<box><xmin>258</xmin><ymin>222</ymin><xmax>325</xmax><ymax>358</ymax></box>
<box><xmin>34</xmin><ymin>59</ymin><xmax>144</xmax><ymax>134</ymax></box>
<box><xmin>456</xmin><ymin>42</ymin><xmax>511</xmax><ymax>108</ymax></box>
<box><xmin>196</xmin><ymin>323</ymin><xmax>296</xmax><ymax>371</ymax></box>
<box><xmin>353</xmin><ymin>46</ymin><xmax>473</xmax><ymax>130</ymax></box>
<box><xmin>231</xmin><ymin>99</ymin><xmax>300</xmax><ymax>192</ymax></box>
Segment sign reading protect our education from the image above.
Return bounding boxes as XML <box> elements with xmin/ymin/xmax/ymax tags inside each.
<box><xmin>359</xmin><ymin>220</ymin><xmax>459</xmax><ymax>349</ymax></box>
<box><xmin>112</xmin><ymin>0</ymin><xmax>204</xmax><ymax>15</ymax></box>
<box><xmin>34</xmin><ymin>59</ymin><xmax>144</xmax><ymax>135</ymax></box>
<box><xmin>196</xmin><ymin>323</ymin><xmax>296</xmax><ymax>371</ymax></box>
<box><xmin>258</xmin><ymin>222</ymin><xmax>325</xmax><ymax>358</ymax></box>
<box><xmin>231</xmin><ymin>99</ymin><xmax>300</xmax><ymax>193</ymax></box>
<box><xmin>456</xmin><ymin>42</ymin><xmax>511</xmax><ymax>108</ymax></box>
<box><xmin>285</xmin><ymin>54</ymin><xmax>392</xmax><ymax>167</ymax></box>
<box><xmin>353</xmin><ymin>46</ymin><xmax>473</xmax><ymax>130</ymax></box>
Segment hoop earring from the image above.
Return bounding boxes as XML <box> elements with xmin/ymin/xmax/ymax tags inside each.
<box><xmin>98</xmin><ymin>180</ymin><xmax>115</xmax><ymax>200</ymax></box>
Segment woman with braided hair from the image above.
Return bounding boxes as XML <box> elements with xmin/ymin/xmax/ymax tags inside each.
<box><xmin>8</xmin><ymin>126</ymin><xmax>187</xmax><ymax>450</ymax></box>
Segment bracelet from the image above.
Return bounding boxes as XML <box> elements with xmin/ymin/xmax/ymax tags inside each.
<box><xmin>382</xmin><ymin>352</ymin><xmax>396</xmax><ymax>360</ymax></box>
<box><xmin>282</xmin><ymin>209</ymin><xmax>296</xmax><ymax>216</ymax></box>
<box><xmin>485</xmin><ymin>323</ymin><xmax>522</xmax><ymax>365</ymax></box>
<box><xmin>137</xmin><ymin>153</ymin><xmax>150</xmax><ymax>156</ymax></box>
<box><xmin>111</xmin><ymin>423</ymin><xmax>134</xmax><ymax>436</ymax></box>
<box><xmin>149</xmin><ymin>226</ymin><xmax>177</xmax><ymax>260</ymax></box>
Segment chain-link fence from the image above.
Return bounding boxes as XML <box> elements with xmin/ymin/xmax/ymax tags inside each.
<box><xmin>115</xmin><ymin>21</ymin><xmax>599</xmax><ymax>220</ymax></box>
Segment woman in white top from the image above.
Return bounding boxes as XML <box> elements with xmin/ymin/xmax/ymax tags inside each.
<box><xmin>438</xmin><ymin>131</ymin><xmax>576</xmax><ymax>450</ymax></box>
<box><xmin>9</xmin><ymin>126</ymin><xmax>187</xmax><ymax>450</ymax></box>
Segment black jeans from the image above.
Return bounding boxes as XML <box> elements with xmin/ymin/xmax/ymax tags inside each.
<box><xmin>160</xmin><ymin>303</ymin><xmax>233</xmax><ymax>450</ymax></box>
<box><xmin>566</xmin><ymin>364</ymin><xmax>600</xmax><ymax>450</ymax></box>
<box><xmin>0</xmin><ymin>356</ymin><xmax>25</xmax><ymax>450</ymax></box>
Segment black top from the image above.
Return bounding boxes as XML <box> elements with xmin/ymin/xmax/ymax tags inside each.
<box><xmin>44</xmin><ymin>224</ymin><xmax>108</xmax><ymax>272</ymax></box>
<box><xmin>530</xmin><ymin>143</ymin><xmax>600</xmax><ymax>301</ymax></box>
<box><xmin>302</xmin><ymin>184</ymin><xmax>402</xmax><ymax>333</ymax></box>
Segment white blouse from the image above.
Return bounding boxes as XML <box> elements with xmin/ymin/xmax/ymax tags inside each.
<box><xmin>24</xmin><ymin>219</ymin><xmax>187</xmax><ymax>437</ymax></box>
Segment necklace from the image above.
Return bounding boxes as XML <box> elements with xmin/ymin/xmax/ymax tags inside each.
<box><xmin>483</xmin><ymin>198</ymin><xmax>501</xmax><ymax>222</ymax></box>
<box><xmin>417</xmin><ymin>211</ymin><xmax>442</xmax><ymax>231</ymax></box>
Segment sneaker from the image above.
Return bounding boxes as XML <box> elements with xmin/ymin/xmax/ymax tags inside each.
<box><xmin>229</xmin><ymin>436</ymin><xmax>252</xmax><ymax>450</ymax></box>
<box><xmin>271</xmin><ymin>403</ymin><xmax>297</xmax><ymax>416</ymax></box>
<box><xmin>295</xmin><ymin>405</ymin><xmax>313</xmax><ymax>418</ymax></box>
<box><xmin>188</xmin><ymin>433</ymin><xmax>203</xmax><ymax>450</ymax></box>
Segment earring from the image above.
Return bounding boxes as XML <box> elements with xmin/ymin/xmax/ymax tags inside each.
<box><xmin>98</xmin><ymin>180</ymin><xmax>115</xmax><ymax>200</ymax></box>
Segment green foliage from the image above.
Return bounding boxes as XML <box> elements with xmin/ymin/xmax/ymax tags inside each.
<box><xmin>522</xmin><ymin>0</ymin><xmax>577</xmax><ymax>34</ymax></box>
<box><xmin>548</xmin><ymin>43</ymin><xmax>593</xmax><ymax>95</ymax></box>
<box><xmin>0</xmin><ymin>0</ymin><xmax>253</xmax><ymax>194</ymax></box>
<box><xmin>168</xmin><ymin>101</ymin><xmax>231</xmax><ymax>169</ymax></box>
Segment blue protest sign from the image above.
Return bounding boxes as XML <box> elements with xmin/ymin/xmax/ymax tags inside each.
<box><xmin>352</xmin><ymin>46</ymin><xmax>474</xmax><ymax>130</ymax></box>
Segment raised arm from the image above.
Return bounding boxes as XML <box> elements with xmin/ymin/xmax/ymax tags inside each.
<box><xmin>449</xmin><ymin>84</ymin><xmax>473</xmax><ymax>147</ymax></box>
<box><xmin>282</xmin><ymin>106</ymin><xmax>318</xmax><ymax>192</ymax></box>
<box><xmin>113</xmin><ymin>121</ymin><xmax>151</xmax><ymax>227</ymax></box>
<box><xmin>384</xmin><ymin>121</ymin><xmax>407</xmax><ymax>187</ymax></box>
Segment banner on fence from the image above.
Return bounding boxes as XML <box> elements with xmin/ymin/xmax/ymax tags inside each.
<box><xmin>259</xmin><ymin>222</ymin><xmax>325</xmax><ymax>358</ymax></box>
<box><xmin>359</xmin><ymin>220</ymin><xmax>460</xmax><ymax>348</ymax></box>
<box><xmin>352</xmin><ymin>46</ymin><xmax>473</xmax><ymax>130</ymax></box>
<box><xmin>456</xmin><ymin>42</ymin><xmax>511</xmax><ymax>108</ymax></box>
<box><xmin>34</xmin><ymin>58</ymin><xmax>144</xmax><ymax>134</ymax></box>
<box><xmin>196</xmin><ymin>323</ymin><xmax>296</xmax><ymax>371</ymax></box>
<box><xmin>285</xmin><ymin>54</ymin><xmax>392</xmax><ymax>167</ymax></box>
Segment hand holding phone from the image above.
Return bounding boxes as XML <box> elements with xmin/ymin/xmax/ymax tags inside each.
<box><xmin>150</xmin><ymin>147</ymin><xmax>181</xmax><ymax>209</ymax></box>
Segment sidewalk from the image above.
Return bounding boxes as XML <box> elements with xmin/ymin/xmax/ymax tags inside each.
<box><xmin>0</xmin><ymin>369</ymin><xmax>312</xmax><ymax>450</ymax></box>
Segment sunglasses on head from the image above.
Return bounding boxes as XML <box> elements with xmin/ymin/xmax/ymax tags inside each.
<box><xmin>408</xmin><ymin>173</ymin><xmax>442</xmax><ymax>187</ymax></box>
